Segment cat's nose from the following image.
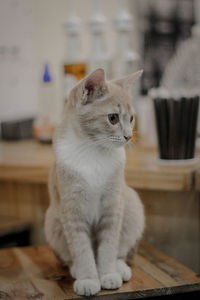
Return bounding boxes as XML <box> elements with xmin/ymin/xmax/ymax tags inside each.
<box><xmin>124</xmin><ymin>135</ymin><xmax>132</xmax><ymax>141</ymax></box>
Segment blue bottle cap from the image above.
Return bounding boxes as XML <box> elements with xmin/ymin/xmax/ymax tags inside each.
<box><xmin>43</xmin><ymin>64</ymin><xmax>52</xmax><ymax>82</ymax></box>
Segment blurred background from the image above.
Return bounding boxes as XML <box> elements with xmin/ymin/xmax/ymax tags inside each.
<box><xmin>0</xmin><ymin>0</ymin><xmax>200</xmax><ymax>274</ymax></box>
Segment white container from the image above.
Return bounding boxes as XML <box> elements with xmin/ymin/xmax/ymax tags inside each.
<box><xmin>88</xmin><ymin>0</ymin><xmax>111</xmax><ymax>79</ymax></box>
<box><xmin>33</xmin><ymin>64</ymin><xmax>57</xmax><ymax>143</ymax></box>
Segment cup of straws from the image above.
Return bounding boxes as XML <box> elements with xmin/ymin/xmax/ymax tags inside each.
<box><xmin>150</xmin><ymin>88</ymin><xmax>200</xmax><ymax>164</ymax></box>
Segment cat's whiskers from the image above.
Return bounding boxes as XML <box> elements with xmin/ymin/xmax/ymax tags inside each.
<box><xmin>109</xmin><ymin>135</ymin><xmax>123</xmax><ymax>142</ymax></box>
<box><xmin>126</xmin><ymin>140</ymin><xmax>136</xmax><ymax>151</ymax></box>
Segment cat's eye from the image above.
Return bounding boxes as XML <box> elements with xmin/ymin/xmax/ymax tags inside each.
<box><xmin>108</xmin><ymin>114</ymin><xmax>119</xmax><ymax>125</ymax></box>
<box><xmin>130</xmin><ymin>115</ymin><xmax>134</xmax><ymax>123</ymax></box>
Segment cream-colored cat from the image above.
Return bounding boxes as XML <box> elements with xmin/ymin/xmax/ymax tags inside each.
<box><xmin>44</xmin><ymin>69</ymin><xmax>145</xmax><ymax>296</ymax></box>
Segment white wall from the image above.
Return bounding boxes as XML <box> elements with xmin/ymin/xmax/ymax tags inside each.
<box><xmin>0</xmin><ymin>0</ymin><xmax>37</xmax><ymax>122</ymax></box>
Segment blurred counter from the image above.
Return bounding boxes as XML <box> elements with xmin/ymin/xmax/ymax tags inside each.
<box><xmin>0</xmin><ymin>140</ymin><xmax>199</xmax><ymax>191</ymax></box>
<box><xmin>0</xmin><ymin>140</ymin><xmax>52</xmax><ymax>184</ymax></box>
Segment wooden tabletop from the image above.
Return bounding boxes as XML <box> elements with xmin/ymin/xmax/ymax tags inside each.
<box><xmin>0</xmin><ymin>140</ymin><xmax>199</xmax><ymax>191</ymax></box>
<box><xmin>0</xmin><ymin>241</ymin><xmax>199</xmax><ymax>300</ymax></box>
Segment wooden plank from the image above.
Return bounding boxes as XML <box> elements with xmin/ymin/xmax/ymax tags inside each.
<box><xmin>138</xmin><ymin>241</ymin><xmax>200</xmax><ymax>282</ymax></box>
<box><xmin>0</xmin><ymin>166</ymin><xmax>49</xmax><ymax>184</ymax></box>
<box><xmin>0</xmin><ymin>215</ymin><xmax>31</xmax><ymax>237</ymax></box>
<box><xmin>195</xmin><ymin>169</ymin><xmax>200</xmax><ymax>191</ymax></box>
<box><xmin>0</xmin><ymin>140</ymin><xmax>199</xmax><ymax>191</ymax></box>
<box><xmin>0</xmin><ymin>141</ymin><xmax>53</xmax><ymax>168</ymax></box>
<box><xmin>0</xmin><ymin>243</ymin><xmax>199</xmax><ymax>299</ymax></box>
<box><xmin>125</xmin><ymin>146</ymin><xmax>197</xmax><ymax>191</ymax></box>
<box><xmin>0</xmin><ymin>182</ymin><xmax>49</xmax><ymax>244</ymax></box>
<box><xmin>125</xmin><ymin>167</ymin><xmax>192</xmax><ymax>191</ymax></box>
<box><xmin>136</xmin><ymin>254</ymin><xmax>178</xmax><ymax>287</ymax></box>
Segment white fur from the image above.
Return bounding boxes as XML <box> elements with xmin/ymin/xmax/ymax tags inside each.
<box><xmin>55</xmin><ymin>132</ymin><xmax>125</xmax><ymax>190</ymax></box>
<box><xmin>100</xmin><ymin>273</ymin><xmax>122</xmax><ymax>290</ymax></box>
<box><xmin>74</xmin><ymin>279</ymin><xmax>100</xmax><ymax>296</ymax></box>
<box><xmin>55</xmin><ymin>130</ymin><xmax>125</xmax><ymax>225</ymax></box>
<box><xmin>117</xmin><ymin>259</ymin><xmax>132</xmax><ymax>282</ymax></box>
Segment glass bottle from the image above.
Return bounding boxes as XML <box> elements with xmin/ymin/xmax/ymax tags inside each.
<box><xmin>63</xmin><ymin>3</ymin><xmax>86</xmax><ymax>100</ymax></box>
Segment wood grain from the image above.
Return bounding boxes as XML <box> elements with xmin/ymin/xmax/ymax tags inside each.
<box><xmin>195</xmin><ymin>169</ymin><xmax>200</xmax><ymax>191</ymax></box>
<box><xmin>0</xmin><ymin>182</ymin><xmax>49</xmax><ymax>244</ymax></box>
<box><xmin>0</xmin><ymin>241</ymin><xmax>199</xmax><ymax>300</ymax></box>
<box><xmin>0</xmin><ymin>140</ymin><xmax>199</xmax><ymax>191</ymax></box>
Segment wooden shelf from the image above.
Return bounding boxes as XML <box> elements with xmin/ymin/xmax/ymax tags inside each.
<box><xmin>0</xmin><ymin>140</ymin><xmax>199</xmax><ymax>191</ymax></box>
<box><xmin>0</xmin><ymin>241</ymin><xmax>199</xmax><ymax>299</ymax></box>
<box><xmin>125</xmin><ymin>147</ymin><xmax>200</xmax><ymax>191</ymax></box>
<box><xmin>0</xmin><ymin>140</ymin><xmax>52</xmax><ymax>183</ymax></box>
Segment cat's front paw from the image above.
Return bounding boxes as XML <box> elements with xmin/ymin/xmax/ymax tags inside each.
<box><xmin>100</xmin><ymin>273</ymin><xmax>122</xmax><ymax>290</ymax></box>
<box><xmin>73</xmin><ymin>279</ymin><xmax>100</xmax><ymax>296</ymax></box>
<box><xmin>117</xmin><ymin>259</ymin><xmax>132</xmax><ymax>282</ymax></box>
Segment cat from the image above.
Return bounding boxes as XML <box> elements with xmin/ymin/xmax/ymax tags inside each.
<box><xmin>44</xmin><ymin>68</ymin><xmax>145</xmax><ymax>297</ymax></box>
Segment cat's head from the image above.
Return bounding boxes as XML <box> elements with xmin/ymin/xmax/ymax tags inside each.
<box><xmin>67</xmin><ymin>68</ymin><xmax>142</xmax><ymax>149</ymax></box>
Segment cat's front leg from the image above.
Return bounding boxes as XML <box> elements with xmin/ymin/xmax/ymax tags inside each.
<box><xmin>97</xmin><ymin>197</ymin><xmax>123</xmax><ymax>290</ymax></box>
<box><xmin>56</xmin><ymin>165</ymin><xmax>101</xmax><ymax>295</ymax></box>
<box><xmin>57</xmin><ymin>164</ymin><xmax>101</xmax><ymax>297</ymax></box>
<box><xmin>60</xmin><ymin>202</ymin><xmax>100</xmax><ymax>296</ymax></box>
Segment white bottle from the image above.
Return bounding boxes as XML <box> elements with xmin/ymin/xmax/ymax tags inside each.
<box><xmin>88</xmin><ymin>0</ymin><xmax>111</xmax><ymax>78</ymax></box>
<box><xmin>113</xmin><ymin>0</ymin><xmax>139</xmax><ymax>78</ymax></box>
<box><xmin>33</xmin><ymin>64</ymin><xmax>57</xmax><ymax>143</ymax></box>
<box><xmin>113</xmin><ymin>0</ymin><xmax>141</xmax><ymax>113</ymax></box>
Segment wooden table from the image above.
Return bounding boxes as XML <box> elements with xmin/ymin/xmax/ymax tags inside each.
<box><xmin>0</xmin><ymin>140</ymin><xmax>200</xmax><ymax>273</ymax></box>
<box><xmin>0</xmin><ymin>140</ymin><xmax>199</xmax><ymax>191</ymax></box>
<box><xmin>0</xmin><ymin>241</ymin><xmax>199</xmax><ymax>300</ymax></box>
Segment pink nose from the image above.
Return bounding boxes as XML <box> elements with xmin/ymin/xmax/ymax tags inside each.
<box><xmin>124</xmin><ymin>135</ymin><xmax>132</xmax><ymax>141</ymax></box>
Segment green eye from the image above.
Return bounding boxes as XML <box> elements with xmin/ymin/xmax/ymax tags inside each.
<box><xmin>108</xmin><ymin>114</ymin><xmax>119</xmax><ymax>125</ymax></box>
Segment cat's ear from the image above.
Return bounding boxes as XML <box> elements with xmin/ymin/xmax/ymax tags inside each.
<box><xmin>111</xmin><ymin>70</ymin><xmax>143</xmax><ymax>90</ymax></box>
<box><xmin>80</xmin><ymin>68</ymin><xmax>108</xmax><ymax>105</ymax></box>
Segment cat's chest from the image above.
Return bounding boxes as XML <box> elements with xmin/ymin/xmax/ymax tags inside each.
<box><xmin>71</xmin><ymin>148</ymin><xmax>122</xmax><ymax>189</ymax></box>
<box><xmin>79</xmin><ymin>154</ymin><xmax>113</xmax><ymax>188</ymax></box>
<box><xmin>56</xmin><ymin>138</ymin><xmax>125</xmax><ymax>225</ymax></box>
<box><xmin>56</xmin><ymin>139</ymin><xmax>125</xmax><ymax>190</ymax></box>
